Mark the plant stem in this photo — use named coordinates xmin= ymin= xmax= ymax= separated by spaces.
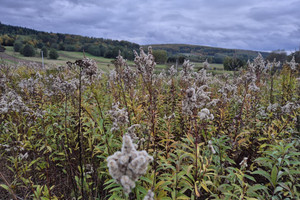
xmin=78 ymin=65 xmax=84 ymax=199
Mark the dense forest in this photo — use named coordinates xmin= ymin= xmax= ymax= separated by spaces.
xmin=0 ymin=22 xmax=140 ymax=60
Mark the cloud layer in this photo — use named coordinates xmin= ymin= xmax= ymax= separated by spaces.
xmin=1 ymin=0 xmax=299 ymax=51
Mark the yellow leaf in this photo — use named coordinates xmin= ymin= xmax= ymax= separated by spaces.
xmin=200 ymin=181 xmax=209 ymax=192
xmin=195 ymin=182 xmax=200 ymax=197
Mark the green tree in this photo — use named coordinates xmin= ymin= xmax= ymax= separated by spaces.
xmin=13 ymin=42 xmax=23 ymax=52
xmin=49 ymin=48 xmax=59 ymax=59
xmin=266 ymin=50 xmax=287 ymax=63
xmin=21 ymin=44 xmax=35 ymax=57
xmin=41 ymin=47 xmax=48 ymax=57
xmin=178 ymin=55 xmax=186 ymax=64
xmin=223 ymin=56 xmax=245 ymax=71
xmin=153 ymin=50 xmax=167 ymax=64
xmin=287 ymin=50 xmax=300 ymax=63
xmin=87 ymin=45 xmax=101 ymax=56
xmin=0 ymin=44 xmax=5 ymax=52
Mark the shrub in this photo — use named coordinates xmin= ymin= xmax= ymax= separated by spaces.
xmin=13 ymin=42 xmax=23 ymax=52
xmin=223 ymin=56 xmax=245 ymax=71
xmin=21 ymin=44 xmax=35 ymax=57
xmin=41 ymin=47 xmax=48 ymax=57
xmin=49 ymin=48 xmax=59 ymax=59
xmin=152 ymin=50 xmax=167 ymax=64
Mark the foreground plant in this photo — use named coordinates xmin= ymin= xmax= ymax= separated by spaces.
xmin=107 ymin=134 xmax=153 ymax=196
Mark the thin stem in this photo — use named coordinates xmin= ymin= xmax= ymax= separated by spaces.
xmin=0 ymin=171 xmax=18 ymax=200
xmin=78 ymin=66 xmax=84 ymax=199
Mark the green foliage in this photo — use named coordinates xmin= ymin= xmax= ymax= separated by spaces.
xmin=21 ymin=44 xmax=35 ymax=57
xmin=0 ymin=22 xmax=140 ymax=60
xmin=149 ymin=44 xmax=269 ymax=64
xmin=41 ymin=46 xmax=48 ymax=57
xmin=49 ymin=48 xmax=59 ymax=59
xmin=0 ymin=52 xmax=299 ymax=199
xmin=0 ymin=44 xmax=5 ymax=52
xmin=153 ymin=50 xmax=168 ymax=64
xmin=252 ymin=142 xmax=300 ymax=199
xmin=13 ymin=41 xmax=23 ymax=52
xmin=223 ymin=56 xmax=245 ymax=71
xmin=266 ymin=50 xmax=287 ymax=63
xmin=287 ymin=50 xmax=300 ymax=63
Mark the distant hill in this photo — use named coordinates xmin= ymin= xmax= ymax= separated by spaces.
xmin=145 ymin=44 xmax=269 ymax=63
xmin=0 ymin=22 xmax=140 ymax=60
xmin=0 ymin=22 xmax=269 ymax=63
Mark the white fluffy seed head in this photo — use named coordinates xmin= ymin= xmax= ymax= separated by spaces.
xmin=107 ymin=134 xmax=153 ymax=194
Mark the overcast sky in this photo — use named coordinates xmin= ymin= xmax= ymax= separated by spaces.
xmin=1 ymin=0 xmax=299 ymax=51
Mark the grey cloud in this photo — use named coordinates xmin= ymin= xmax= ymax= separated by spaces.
xmin=0 ymin=0 xmax=299 ymax=51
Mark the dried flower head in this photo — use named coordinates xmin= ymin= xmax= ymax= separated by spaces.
xmin=239 ymin=157 xmax=248 ymax=168
xmin=0 ymin=90 xmax=31 ymax=114
xmin=182 ymin=85 xmax=211 ymax=115
xmin=203 ymin=59 xmax=210 ymax=69
xmin=287 ymin=56 xmax=297 ymax=71
xmin=168 ymin=65 xmax=177 ymax=76
xmin=134 ymin=47 xmax=156 ymax=83
xmin=108 ymin=102 xmax=129 ymax=132
xmin=107 ymin=134 xmax=153 ymax=194
xmin=208 ymin=140 xmax=216 ymax=154
xmin=198 ymin=108 xmax=214 ymax=121
xmin=143 ymin=190 xmax=155 ymax=200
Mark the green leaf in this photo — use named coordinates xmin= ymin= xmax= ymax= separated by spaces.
xmin=247 ymin=184 xmax=268 ymax=193
xmin=274 ymin=186 xmax=283 ymax=194
xmin=271 ymin=166 xmax=278 ymax=187
xmin=252 ymin=169 xmax=271 ymax=184
xmin=244 ymin=174 xmax=256 ymax=182
xmin=0 ymin=184 xmax=10 ymax=191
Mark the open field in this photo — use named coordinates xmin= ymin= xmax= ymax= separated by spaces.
xmin=1 ymin=46 xmax=116 ymax=71
xmin=1 ymin=46 xmax=229 ymax=74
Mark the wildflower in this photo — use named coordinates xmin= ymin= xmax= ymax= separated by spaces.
xmin=251 ymin=53 xmax=266 ymax=74
xmin=194 ymin=68 xmax=208 ymax=86
xmin=207 ymin=99 xmax=220 ymax=107
xmin=208 ymin=140 xmax=216 ymax=154
xmin=182 ymin=87 xmax=197 ymax=115
xmin=81 ymin=58 xmax=98 ymax=77
xmin=107 ymin=134 xmax=153 ymax=194
xmin=239 ymin=157 xmax=248 ymax=168
xmin=18 ymin=152 xmax=28 ymax=160
xmin=182 ymin=85 xmax=211 ymax=115
xmin=85 ymin=164 xmax=94 ymax=175
xmin=281 ymin=102 xmax=299 ymax=114
xmin=198 ymin=108 xmax=214 ymax=121
xmin=257 ymin=107 xmax=267 ymax=117
xmin=108 ymin=102 xmax=129 ymax=132
xmin=203 ymin=59 xmax=210 ymax=69
xmin=126 ymin=124 xmax=141 ymax=142
xmin=0 ymin=90 xmax=31 ymax=114
xmin=134 ymin=47 xmax=156 ymax=83
xmin=143 ymin=190 xmax=155 ymax=200
xmin=168 ymin=65 xmax=177 ymax=76
xmin=248 ymin=81 xmax=260 ymax=92
xmin=180 ymin=60 xmax=194 ymax=82
xmin=287 ymin=56 xmax=297 ymax=71
xmin=267 ymin=103 xmax=279 ymax=112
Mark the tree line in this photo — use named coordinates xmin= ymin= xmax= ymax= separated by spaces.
xmin=0 ymin=22 xmax=140 ymax=60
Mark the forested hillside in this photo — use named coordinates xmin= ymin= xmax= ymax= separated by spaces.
xmin=148 ymin=44 xmax=270 ymax=63
xmin=0 ymin=22 xmax=140 ymax=60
